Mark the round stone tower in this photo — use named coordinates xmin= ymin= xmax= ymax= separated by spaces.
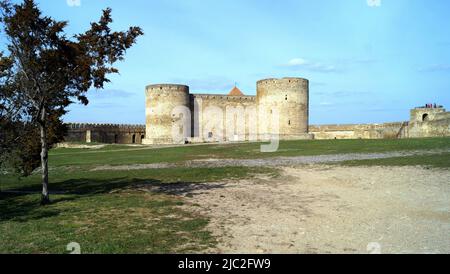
xmin=256 ymin=77 xmax=312 ymax=140
xmin=142 ymin=84 xmax=190 ymax=145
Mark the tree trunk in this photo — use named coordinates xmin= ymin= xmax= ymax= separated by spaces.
xmin=39 ymin=107 xmax=50 ymax=205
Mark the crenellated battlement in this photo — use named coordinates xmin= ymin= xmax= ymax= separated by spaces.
xmin=257 ymin=77 xmax=309 ymax=89
xmin=65 ymin=123 xmax=146 ymax=144
xmin=67 ymin=123 xmax=145 ymax=130
xmin=143 ymin=77 xmax=312 ymax=144
xmin=146 ymin=84 xmax=189 ymax=91
xmin=191 ymin=94 xmax=256 ymax=101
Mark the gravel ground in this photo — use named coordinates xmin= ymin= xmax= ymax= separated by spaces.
xmin=92 ymin=149 xmax=450 ymax=171
xmin=164 ymin=165 xmax=450 ymax=254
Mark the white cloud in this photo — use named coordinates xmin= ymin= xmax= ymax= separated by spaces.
xmin=367 ymin=0 xmax=381 ymax=7
xmin=67 ymin=0 xmax=81 ymax=7
xmin=287 ymin=58 xmax=308 ymax=66
xmin=283 ymin=58 xmax=338 ymax=73
xmin=316 ymin=90 xmax=372 ymax=97
xmin=90 ymin=89 xmax=136 ymax=99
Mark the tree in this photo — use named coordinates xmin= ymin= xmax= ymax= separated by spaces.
xmin=0 ymin=0 xmax=143 ymax=204
xmin=0 ymin=48 xmax=31 ymax=175
xmin=2 ymin=112 xmax=67 ymax=176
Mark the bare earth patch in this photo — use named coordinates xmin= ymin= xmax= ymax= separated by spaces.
xmin=181 ymin=165 xmax=450 ymax=254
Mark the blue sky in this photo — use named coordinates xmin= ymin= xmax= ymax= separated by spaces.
xmin=15 ymin=0 xmax=450 ymax=124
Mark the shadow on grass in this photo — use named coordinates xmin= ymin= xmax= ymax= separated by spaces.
xmin=0 ymin=196 xmax=62 ymax=223
xmin=0 ymin=177 xmax=226 ymax=223
xmin=142 ymin=181 xmax=227 ymax=197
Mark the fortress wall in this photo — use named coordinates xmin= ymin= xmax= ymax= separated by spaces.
xmin=64 ymin=129 xmax=87 ymax=143
xmin=408 ymin=107 xmax=450 ymax=138
xmin=141 ymin=78 xmax=312 ymax=144
xmin=309 ymin=122 xmax=408 ymax=140
xmin=191 ymin=94 xmax=257 ymax=142
xmin=435 ymin=112 xmax=450 ymax=120
xmin=410 ymin=107 xmax=446 ymax=123
xmin=309 ymin=108 xmax=449 ymax=140
xmin=78 ymin=78 xmax=449 ymax=145
xmin=408 ymin=116 xmax=450 ymax=138
xmin=65 ymin=123 xmax=145 ymax=144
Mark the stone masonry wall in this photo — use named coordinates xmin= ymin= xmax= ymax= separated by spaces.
xmin=309 ymin=122 xmax=409 ymax=140
xmin=190 ymin=94 xmax=257 ymax=142
xmin=65 ymin=123 xmax=145 ymax=144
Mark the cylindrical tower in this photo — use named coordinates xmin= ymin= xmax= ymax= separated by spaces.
xmin=143 ymin=84 xmax=190 ymax=144
xmin=256 ymin=77 xmax=312 ymax=140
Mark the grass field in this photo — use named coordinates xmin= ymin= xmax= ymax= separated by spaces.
xmin=48 ymin=137 xmax=450 ymax=167
xmin=0 ymin=166 xmax=273 ymax=253
xmin=341 ymin=152 xmax=450 ymax=168
xmin=1 ymin=137 xmax=449 ymax=253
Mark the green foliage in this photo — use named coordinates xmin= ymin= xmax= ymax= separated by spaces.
xmin=0 ymin=0 xmax=142 ymax=202
xmin=0 ymin=0 xmax=144 ymax=108
xmin=1 ymin=103 xmax=67 ymax=175
xmin=11 ymin=113 xmax=67 ymax=175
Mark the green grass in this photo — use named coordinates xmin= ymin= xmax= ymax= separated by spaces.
xmin=48 ymin=137 xmax=450 ymax=168
xmin=340 ymin=152 xmax=450 ymax=168
xmin=1 ymin=137 xmax=449 ymax=253
xmin=0 ymin=166 xmax=277 ymax=191
xmin=0 ymin=166 xmax=276 ymax=254
xmin=0 ymin=191 xmax=214 ymax=253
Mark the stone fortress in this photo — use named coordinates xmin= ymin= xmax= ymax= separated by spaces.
xmin=143 ymin=77 xmax=312 ymax=144
xmin=65 ymin=76 xmax=450 ymax=144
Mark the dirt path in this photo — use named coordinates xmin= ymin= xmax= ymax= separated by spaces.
xmin=92 ymin=149 xmax=450 ymax=171
xmin=177 ymin=165 xmax=450 ymax=254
